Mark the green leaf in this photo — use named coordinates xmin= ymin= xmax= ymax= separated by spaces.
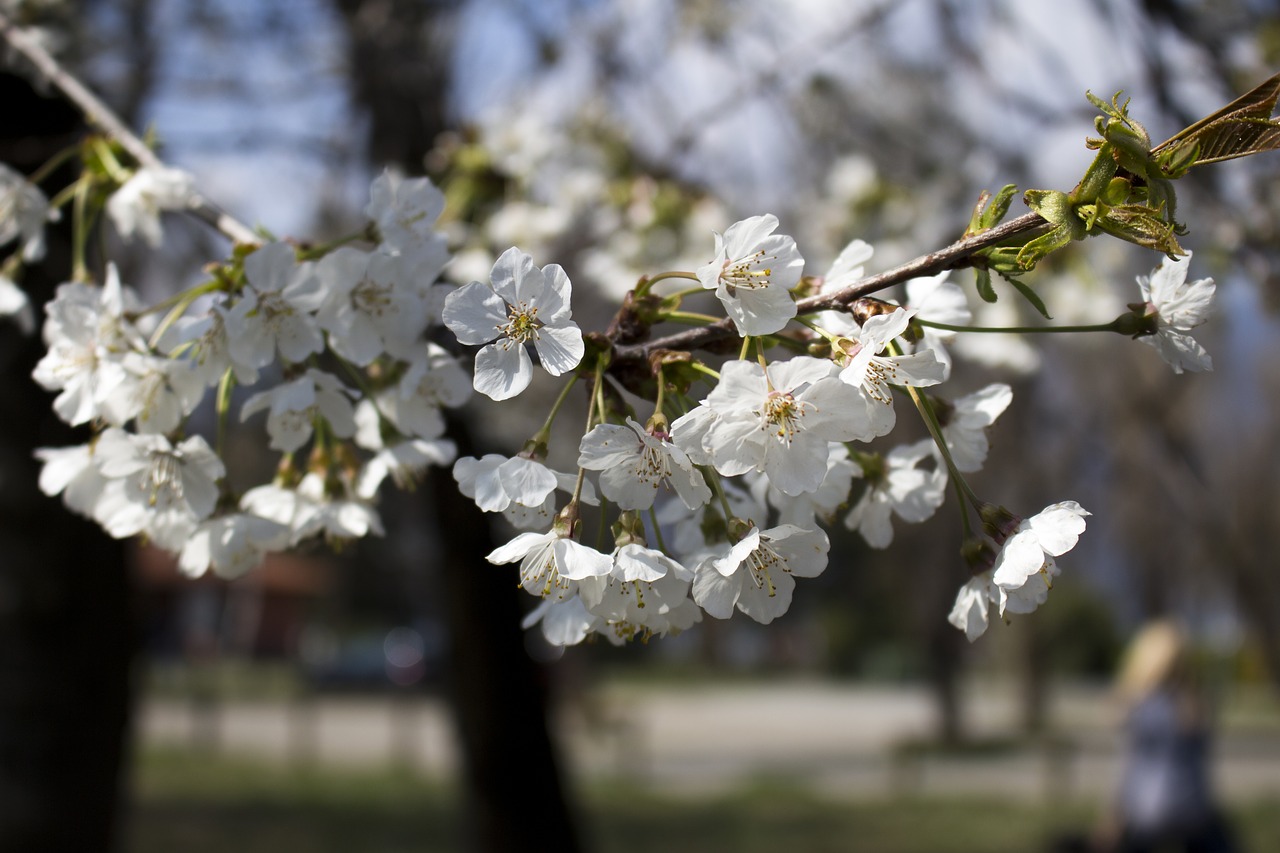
xmin=1006 ymin=277 xmax=1052 ymax=320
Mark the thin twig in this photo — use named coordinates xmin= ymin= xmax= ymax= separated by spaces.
xmin=0 ymin=11 xmax=259 ymax=246
xmin=612 ymin=210 xmax=1048 ymax=364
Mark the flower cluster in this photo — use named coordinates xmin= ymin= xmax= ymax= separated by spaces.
xmin=8 ymin=135 xmax=1222 ymax=648
xmin=30 ymin=169 xmax=470 ymax=579
xmin=442 ymin=214 xmax=1117 ymax=648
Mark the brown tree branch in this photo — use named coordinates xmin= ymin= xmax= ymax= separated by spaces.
xmin=0 ymin=11 xmax=259 ymax=246
xmin=611 ymin=210 xmax=1048 ymax=364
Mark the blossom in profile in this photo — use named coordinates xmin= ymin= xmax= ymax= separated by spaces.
xmin=106 ymin=166 xmax=195 ymax=247
xmin=991 ymin=501 xmax=1089 ymax=616
xmin=834 ymin=306 xmax=946 ymax=440
xmin=692 ymin=524 xmax=829 ymax=624
xmin=577 ymin=417 xmax=711 ymax=511
xmin=1130 ymin=252 xmax=1215 ymax=374
xmin=442 ymin=247 xmax=585 ymax=400
xmin=844 ymin=440 xmax=948 ymax=549
xmin=0 ymin=162 xmax=55 ymax=261
xmin=696 ymin=213 xmax=803 ymax=336
xmin=240 ymin=368 xmax=357 ymax=452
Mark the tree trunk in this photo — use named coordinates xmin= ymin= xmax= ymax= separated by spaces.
xmin=0 ymin=72 xmax=136 ymax=853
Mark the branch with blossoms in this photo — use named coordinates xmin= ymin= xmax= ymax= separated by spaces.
xmin=1 ymin=11 xmax=1269 ymax=646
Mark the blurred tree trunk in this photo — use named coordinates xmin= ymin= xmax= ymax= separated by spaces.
xmin=0 ymin=72 xmax=135 ymax=853
xmin=331 ymin=3 xmax=583 ymax=850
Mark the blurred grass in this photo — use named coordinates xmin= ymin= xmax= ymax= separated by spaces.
xmin=127 ymin=747 xmax=1280 ymax=853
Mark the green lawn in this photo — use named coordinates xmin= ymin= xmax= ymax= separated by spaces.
xmin=128 ymin=748 xmax=1280 ymax=853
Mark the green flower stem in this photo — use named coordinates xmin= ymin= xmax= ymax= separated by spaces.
xmin=905 ymin=381 xmax=982 ymax=512
xmin=145 ymin=280 xmax=224 ymax=350
xmin=70 ymin=177 xmax=90 ymax=282
xmin=917 ymin=318 xmax=1122 ymax=334
xmin=214 ymin=368 xmax=236 ymax=460
xmin=689 ymin=362 xmax=721 ymax=382
xmin=92 ymin=137 xmax=130 ymax=183
xmin=531 ymin=371 xmax=582 ymax=445
xmin=296 ymin=231 xmax=370 ymax=260
xmin=653 ymin=364 xmax=668 ymax=418
xmin=648 ymin=505 xmax=668 ymax=554
xmin=638 ymin=271 xmax=699 ymax=297
xmin=569 ymin=358 xmax=606 ymax=510
xmin=663 ymin=310 xmax=723 ymax=326
xmin=26 ymin=142 xmax=80 ymax=187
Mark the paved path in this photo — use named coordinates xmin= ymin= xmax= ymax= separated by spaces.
xmin=137 ymin=681 xmax=1280 ymax=801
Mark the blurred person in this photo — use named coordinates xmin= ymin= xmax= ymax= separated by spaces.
xmin=1093 ymin=620 xmax=1238 ymax=853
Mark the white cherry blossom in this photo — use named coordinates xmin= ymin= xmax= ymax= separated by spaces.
xmin=691 ymin=357 xmax=866 ymax=496
xmin=33 ymin=266 xmax=147 ymax=427
xmin=936 ymin=383 xmax=1012 ymax=473
xmin=106 ymin=166 xmax=195 ymax=247
xmin=947 ymin=575 xmax=999 ymax=642
xmin=696 ymin=213 xmax=802 ymax=336
xmin=240 ymin=368 xmax=357 ymax=452
xmin=178 ymin=513 xmax=291 ymax=579
xmin=0 ymin=162 xmax=54 ymax=262
xmin=223 ymin=242 xmax=325 ymax=369
xmin=991 ymin=501 xmax=1089 ymax=616
xmin=312 ymin=247 xmax=429 ymax=366
xmin=692 ymin=524 xmax=829 ymax=624
xmin=1132 ymin=252 xmax=1215 ymax=374
xmin=834 ymin=306 xmax=946 ymax=440
xmin=91 ymin=430 xmax=225 ymax=550
xmin=905 ymin=271 xmax=970 ymax=379
xmin=366 ymin=168 xmax=446 ymax=254
xmin=442 ymin=247 xmax=585 ymax=400
xmin=577 ymin=417 xmax=711 ymax=511
xmin=845 ymin=440 xmax=948 ymax=549
xmin=488 ymin=529 xmax=613 ymax=601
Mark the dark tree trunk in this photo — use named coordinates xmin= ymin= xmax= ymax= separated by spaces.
xmin=432 ymin=424 xmax=583 ymax=853
xmin=330 ymin=4 xmax=585 ymax=849
xmin=0 ymin=72 xmax=136 ymax=853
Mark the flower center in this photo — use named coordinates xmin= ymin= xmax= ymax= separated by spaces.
xmin=499 ymin=301 xmax=542 ymax=345
xmin=720 ymin=250 xmax=776 ymax=294
xmin=761 ymin=390 xmax=813 ymax=443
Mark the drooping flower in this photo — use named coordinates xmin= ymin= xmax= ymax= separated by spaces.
xmin=0 ymin=162 xmax=54 ymax=262
xmin=178 ymin=513 xmax=291 ymax=579
xmin=488 ymin=528 xmax=613 ymax=602
xmin=1130 ymin=252 xmax=1215 ymax=374
xmin=442 ymin=247 xmax=584 ymax=400
xmin=240 ymin=369 xmax=358 ymax=452
xmin=106 ymin=166 xmax=195 ymax=247
xmin=947 ymin=575 xmax=999 ymax=642
xmin=577 ymin=417 xmax=711 ymax=511
xmin=935 ymin=383 xmax=1013 ymax=473
xmin=0 ymin=274 xmax=34 ymax=334
xmin=691 ymin=524 xmax=829 ymax=624
xmin=33 ymin=266 xmax=147 ymax=427
xmin=696 ymin=213 xmax=803 ymax=336
xmin=844 ymin=440 xmax=948 ymax=549
xmin=990 ymin=501 xmax=1089 ymax=616
xmin=904 ymin=271 xmax=971 ymax=379
xmin=834 ymin=306 xmax=946 ymax=440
